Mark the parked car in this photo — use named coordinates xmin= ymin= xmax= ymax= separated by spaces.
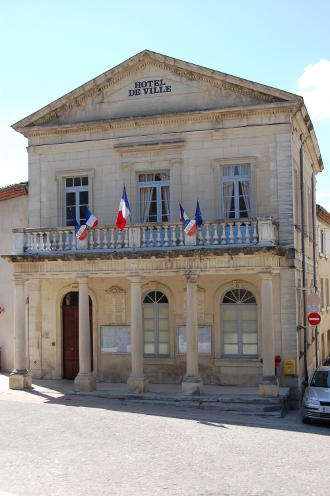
xmin=324 ymin=356 xmax=330 ymax=366
xmin=302 ymin=366 xmax=330 ymax=423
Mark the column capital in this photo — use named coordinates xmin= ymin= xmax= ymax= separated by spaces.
xmin=185 ymin=272 xmax=198 ymax=284
xmin=12 ymin=276 xmax=25 ymax=286
xmin=76 ymin=275 xmax=89 ymax=284
xmin=258 ymin=271 xmax=273 ymax=281
xmin=128 ymin=276 xmax=142 ymax=284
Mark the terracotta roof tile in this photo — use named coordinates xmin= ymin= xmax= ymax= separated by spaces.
xmin=0 ymin=182 xmax=28 ymax=202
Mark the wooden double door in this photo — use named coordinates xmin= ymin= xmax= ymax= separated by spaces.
xmin=62 ymin=292 xmax=93 ymax=379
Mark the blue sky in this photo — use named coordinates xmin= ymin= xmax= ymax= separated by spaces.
xmin=1 ymin=0 xmax=330 ymax=208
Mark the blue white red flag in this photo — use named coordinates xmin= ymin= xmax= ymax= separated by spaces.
xmin=195 ymin=200 xmax=203 ymax=227
xmin=85 ymin=207 xmax=98 ymax=228
xmin=179 ymin=202 xmax=196 ymax=236
xmin=116 ymin=185 xmax=131 ymax=231
xmin=70 ymin=211 xmax=88 ymax=240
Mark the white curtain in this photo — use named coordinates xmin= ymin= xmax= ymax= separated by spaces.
xmin=223 ymin=182 xmax=234 ymax=217
xmin=162 ymin=186 xmax=170 ymax=221
xmin=141 ymin=187 xmax=154 ymax=222
xmin=240 ymin=180 xmax=250 ymax=215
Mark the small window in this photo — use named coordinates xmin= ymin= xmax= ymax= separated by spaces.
xmin=64 ymin=176 xmax=89 ymax=226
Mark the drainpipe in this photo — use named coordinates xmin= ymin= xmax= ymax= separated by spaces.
xmin=300 ymin=135 xmax=308 ymax=385
xmin=311 ymin=173 xmax=318 ymax=367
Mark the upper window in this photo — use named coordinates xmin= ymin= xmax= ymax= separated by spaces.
xmin=64 ymin=176 xmax=89 ymax=226
xmin=221 ymin=164 xmax=251 ymax=219
xmin=138 ymin=172 xmax=170 ymax=223
xmin=143 ymin=291 xmax=169 ymax=356
xmin=221 ymin=288 xmax=258 ymax=357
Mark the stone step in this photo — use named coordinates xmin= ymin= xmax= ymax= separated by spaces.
xmin=75 ymin=390 xmax=288 ymax=417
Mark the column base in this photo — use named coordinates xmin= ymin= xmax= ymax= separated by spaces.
xmin=127 ymin=374 xmax=149 ymax=393
xmin=182 ymin=375 xmax=203 ymax=396
xmin=259 ymin=376 xmax=279 ymax=397
xmin=74 ymin=373 xmax=96 ymax=392
xmin=9 ymin=370 xmax=32 ymax=390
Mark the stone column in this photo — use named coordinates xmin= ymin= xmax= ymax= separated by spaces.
xmin=9 ymin=278 xmax=32 ymax=390
xmin=182 ymin=274 xmax=203 ymax=395
xmin=127 ymin=276 xmax=148 ymax=393
xmin=259 ymin=274 xmax=279 ymax=397
xmin=74 ymin=277 xmax=96 ymax=392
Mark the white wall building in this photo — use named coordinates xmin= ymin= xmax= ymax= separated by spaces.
xmin=2 ymin=50 xmax=324 ymax=403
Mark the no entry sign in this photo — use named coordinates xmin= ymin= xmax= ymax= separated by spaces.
xmin=308 ymin=312 xmax=321 ymax=326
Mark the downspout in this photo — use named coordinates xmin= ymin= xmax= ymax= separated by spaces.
xmin=311 ymin=173 xmax=318 ymax=367
xmin=300 ymin=135 xmax=308 ymax=384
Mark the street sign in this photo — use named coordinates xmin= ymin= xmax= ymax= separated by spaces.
xmin=308 ymin=312 xmax=321 ymax=326
xmin=307 ymin=293 xmax=321 ymax=307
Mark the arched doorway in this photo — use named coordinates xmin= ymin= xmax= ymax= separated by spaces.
xmin=62 ymin=291 xmax=93 ymax=379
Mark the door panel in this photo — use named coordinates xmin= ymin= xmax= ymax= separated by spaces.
xmin=62 ymin=294 xmax=93 ymax=379
xmin=63 ymin=305 xmax=79 ymax=379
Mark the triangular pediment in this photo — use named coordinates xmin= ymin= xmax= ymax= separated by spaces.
xmin=13 ymin=50 xmax=302 ymax=131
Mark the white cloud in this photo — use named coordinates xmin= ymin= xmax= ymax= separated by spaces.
xmin=298 ymin=59 xmax=330 ymax=121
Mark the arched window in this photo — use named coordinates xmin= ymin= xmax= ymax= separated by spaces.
xmin=221 ymin=289 xmax=257 ymax=357
xmin=143 ymin=291 xmax=169 ymax=356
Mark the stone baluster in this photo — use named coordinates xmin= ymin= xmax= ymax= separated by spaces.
xmin=58 ymin=230 xmax=64 ymax=251
xmin=141 ymin=227 xmax=147 ymax=247
xmin=124 ymin=228 xmax=129 ymax=248
xmin=213 ymin=224 xmax=219 ymax=244
xmin=46 ymin=231 xmax=51 ymax=250
xmin=178 ymin=225 xmax=184 ymax=246
xmin=221 ymin=223 xmax=227 ymax=244
xmin=102 ymin=229 xmax=108 ymax=249
xmin=229 ymin=223 xmax=234 ymax=244
xmin=197 ymin=226 xmax=203 ymax=245
xmin=163 ymin=225 xmax=169 ymax=246
xmin=245 ymin=222 xmax=251 ymax=244
xmin=205 ymin=224 xmax=211 ymax=245
xmin=64 ymin=230 xmax=70 ymax=250
xmin=156 ymin=226 xmax=161 ymax=247
xmin=109 ymin=228 xmax=115 ymax=248
xmin=72 ymin=229 xmax=77 ymax=250
xmin=237 ymin=221 xmax=242 ymax=244
xmin=95 ymin=229 xmax=101 ymax=249
xmin=88 ymin=229 xmax=94 ymax=250
xmin=252 ymin=221 xmax=258 ymax=243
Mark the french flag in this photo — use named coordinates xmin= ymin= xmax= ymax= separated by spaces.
xmin=179 ymin=202 xmax=197 ymax=236
xmin=71 ymin=211 xmax=88 ymax=241
xmin=85 ymin=207 xmax=98 ymax=228
xmin=116 ymin=185 xmax=131 ymax=231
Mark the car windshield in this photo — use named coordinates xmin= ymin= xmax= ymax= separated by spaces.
xmin=310 ymin=370 xmax=330 ymax=388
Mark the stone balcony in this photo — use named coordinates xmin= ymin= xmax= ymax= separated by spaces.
xmin=12 ymin=218 xmax=278 ymax=256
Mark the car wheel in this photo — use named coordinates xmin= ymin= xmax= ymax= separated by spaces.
xmin=302 ymin=417 xmax=311 ymax=424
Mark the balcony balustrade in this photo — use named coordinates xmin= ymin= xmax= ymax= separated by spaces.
xmin=12 ymin=218 xmax=277 ymax=256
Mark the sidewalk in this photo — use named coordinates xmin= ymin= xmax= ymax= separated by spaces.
xmin=0 ymin=373 xmax=290 ymax=416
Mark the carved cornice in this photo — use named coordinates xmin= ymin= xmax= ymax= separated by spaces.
xmin=21 ymin=102 xmax=298 ymax=139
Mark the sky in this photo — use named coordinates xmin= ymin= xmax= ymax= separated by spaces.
xmin=1 ymin=0 xmax=330 ymax=208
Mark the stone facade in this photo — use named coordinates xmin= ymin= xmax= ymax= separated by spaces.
xmin=4 ymin=50 xmax=324 ymax=401
xmin=316 ymin=205 xmax=330 ymax=364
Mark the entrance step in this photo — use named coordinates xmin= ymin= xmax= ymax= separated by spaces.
xmin=75 ymin=390 xmax=290 ymax=418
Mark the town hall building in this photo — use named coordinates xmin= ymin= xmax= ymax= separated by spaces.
xmin=2 ymin=50 xmax=323 ymax=402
